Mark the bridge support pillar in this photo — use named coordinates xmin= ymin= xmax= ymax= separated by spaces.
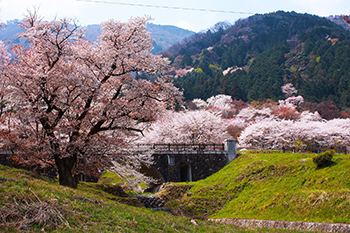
xmin=225 ymin=139 xmax=237 ymax=163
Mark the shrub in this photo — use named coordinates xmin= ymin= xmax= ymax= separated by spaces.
xmin=313 ymin=150 xmax=335 ymax=168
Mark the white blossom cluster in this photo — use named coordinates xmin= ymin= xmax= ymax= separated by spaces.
xmin=141 ymin=110 xmax=228 ymax=144
xmin=238 ymin=117 xmax=350 ymax=152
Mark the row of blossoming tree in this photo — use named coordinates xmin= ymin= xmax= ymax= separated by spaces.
xmin=237 ymin=84 xmax=350 ymax=153
xmin=0 ymin=11 xmax=182 ymax=188
xmin=140 ymin=82 xmax=349 ymax=154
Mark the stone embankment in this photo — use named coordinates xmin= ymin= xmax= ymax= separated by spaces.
xmin=209 ymin=218 xmax=350 ymax=233
xmin=135 ymin=195 xmax=165 ymax=209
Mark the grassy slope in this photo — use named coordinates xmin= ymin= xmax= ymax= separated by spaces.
xmin=0 ymin=165 xmax=249 ymax=232
xmin=169 ymin=152 xmax=350 ymax=223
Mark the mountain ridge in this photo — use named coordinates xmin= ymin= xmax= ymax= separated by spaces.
xmin=0 ymin=20 xmax=195 ymax=54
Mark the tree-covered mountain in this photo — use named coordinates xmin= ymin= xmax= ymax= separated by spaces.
xmin=166 ymin=11 xmax=350 ymax=112
xmin=146 ymin=23 xmax=195 ymax=53
xmin=0 ymin=20 xmax=194 ymax=54
xmin=0 ymin=20 xmax=27 ymax=45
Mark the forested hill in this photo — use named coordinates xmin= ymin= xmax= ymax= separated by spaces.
xmin=165 ymin=11 xmax=350 ymax=111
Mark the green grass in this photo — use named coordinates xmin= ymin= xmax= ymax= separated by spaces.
xmin=99 ymin=170 xmax=125 ymax=185
xmin=166 ymin=152 xmax=350 ymax=223
xmin=1 ymin=152 xmax=346 ymax=232
xmin=0 ymin=164 xmax=302 ymax=233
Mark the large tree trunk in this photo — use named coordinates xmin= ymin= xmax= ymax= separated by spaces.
xmin=54 ymin=154 xmax=78 ymax=189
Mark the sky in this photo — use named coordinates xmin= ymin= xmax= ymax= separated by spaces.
xmin=1 ymin=0 xmax=350 ymax=32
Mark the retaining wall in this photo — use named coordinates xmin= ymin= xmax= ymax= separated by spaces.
xmin=209 ymin=218 xmax=350 ymax=233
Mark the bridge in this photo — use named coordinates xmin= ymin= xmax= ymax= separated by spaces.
xmin=139 ymin=139 xmax=237 ymax=192
xmin=0 ymin=139 xmax=237 ymax=191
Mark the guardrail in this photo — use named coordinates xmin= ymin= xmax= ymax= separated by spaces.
xmin=136 ymin=143 xmax=225 ymax=152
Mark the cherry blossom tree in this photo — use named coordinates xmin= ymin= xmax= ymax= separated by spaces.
xmin=207 ymin=94 xmax=238 ymax=118
xmin=272 ymin=83 xmax=303 ymax=120
xmin=2 ymin=12 xmax=182 ymax=188
xmin=226 ymin=117 xmax=247 ymax=139
xmin=182 ymin=95 xmax=250 ymax=140
xmin=298 ymin=111 xmax=322 ymax=122
xmin=192 ymin=98 xmax=207 ymax=109
xmin=271 ymin=105 xmax=301 ymax=120
xmin=0 ymin=41 xmax=10 ymax=64
xmin=281 ymin=83 xmax=297 ymax=98
xmin=206 ymin=94 xmax=233 ymax=107
xmin=140 ymin=110 xmax=228 ymax=144
xmin=0 ymin=41 xmax=11 ymax=119
xmin=238 ymin=114 xmax=350 ymax=153
xmin=236 ymin=83 xmax=349 ymax=152
xmin=235 ymin=106 xmax=273 ymax=123
xmin=205 ymin=84 xmax=350 ymax=153
xmin=278 ymin=95 xmax=304 ymax=108
xmin=238 ymin=119 xmax=293 ymax=150
xmin=190 ymin=94 xmax=237 ymax=118
xmin=271 ymin=97 xmax=302 ymax=120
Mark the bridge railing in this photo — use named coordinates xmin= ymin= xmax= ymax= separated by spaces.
xmin=136 ymin=143 xmax=225 ymax=152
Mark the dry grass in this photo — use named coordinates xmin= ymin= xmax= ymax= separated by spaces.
xmin=0 ymin=189 xmax=69 ymax=231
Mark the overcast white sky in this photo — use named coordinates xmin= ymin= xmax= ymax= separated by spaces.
xmin=2 ymin=0 xmax=350 ymax=32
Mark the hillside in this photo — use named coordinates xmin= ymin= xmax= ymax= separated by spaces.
xmin=146 ymin=23 xmax=195 ymax=53
xmin=162 ymin=151 xmax=350 ymax=224
xmin=0 ymin=165 xmax=249 ymax=232
xmin=1 ymin=161 xmax=338 ymax=232
xmin=165 ymin=11 xmax=350 ymax=112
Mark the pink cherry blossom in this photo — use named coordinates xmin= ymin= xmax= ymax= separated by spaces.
xmin=1 ymin=12 xmax=182 ymax=188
